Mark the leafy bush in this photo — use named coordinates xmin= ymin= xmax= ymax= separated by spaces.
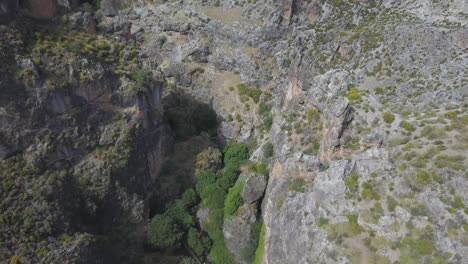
xmin=259 ymin=102 xmax=272 ymax=116
xmin=346 ymin=214 xmax=362 ymax=235
xmin=210 ymin=241 xmax=235 ymax=264
xmin=400 ymin=121 xmax=415 ymax=132
xmin=224 ymin=180 xmax=245 ymax=218
xmin=288 ymin=178 xmax=306 ymax=193
xmin=201 ymin=183 xmax=227 ymax=209
xmin=262 ymin=142 xmax=274 ymax=158
xmin=413 ymin=239 xmax=434 ymax=255
xmin=237 ymin=84 xmax=262 ymax=104
xmin=195 ymin=170 xmax=218 ymax=194
xmin=181 ymin=188 xmax=199 ymax=209
xmin=383 ymin=112 xmax=395 ymax=124
xmin=453 ymin=196 xmax=465 ymax=209
xmin=263 ymin=115 xmax=273 ymax=131
xmin=361 ymin=182 xmax=380 ymax=200
xmin=148 ymin=214 xmax=184 ymax=250
xmin=434 ymin=154 xmax=465 ymax=170
xmin=224 ymin=142 xmax=249 ymax=169
xmin=130 ymin=70 xmax=153 ymax=91
xmin=165 ymin=201 xmax=193 ymax=229
xmin=187 ymin=227 xmax=212 ymax=257
xmin=417 ymin=171 xmax=430 ymax=184
xmin=307 ymin=108 xmax=321 ymax=123
xmin=348 ymin=88 xmax=362 ymax=101
xmin=345 ymin=173 xmax=359 ymax=192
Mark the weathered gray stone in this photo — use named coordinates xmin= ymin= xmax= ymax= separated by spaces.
xmin=241 ymin=173 xmax=267 ymax=204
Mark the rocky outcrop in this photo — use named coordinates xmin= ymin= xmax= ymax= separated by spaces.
xmin=0 ymin=17 xmax=172 ymax=262
xmin=305 ymin=70 xmax=353 ymax=165
xmin=224 ymin=172 xmax=266 ymax=263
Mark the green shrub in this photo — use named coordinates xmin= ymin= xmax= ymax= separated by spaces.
xmin=259 ymin=102 xmax=272 ymax=116
xmin=254 ymin=163 xmax=268 ymax=176
xmin=224 ymin=180 xmax=245 ymax=218
xmin=348 ymin=88 xmax=362 ymax=101
xmin=413 ymin=239 xmax=434 ymax=255
xmin=130 ymin=70 xmax=153 ymax=91
xmin=165 ymin=200 xmax=193 ymax=228
xmin=361 ymin=182 xmax=380 ymax=200
xmin=210 ymin=241 xmax=235 ymax=264
xmin=195 ymin=170 xmax=218 ymax=194
xmin=148 ymin=214 xmax=184 ymax=250
xmin=453 ymin=196 xmax=465 ymax=209
xmin=383 ymin=112 xmax=395 ymax=124
xmin=288 ymin=178 xmax=306 ymax=193
xmin=417 ymin=171 xmax=430 ymax=183
xmin=307 ymin=108 xmax=321 ymax=123
xmin=263 ymin=115 xmax=273 ymax=131
xmin=400 ymin=121 xmax=415 ymax=132
xmin=181 ymin=188 xmax=199 ymax=209
xmin=434 ymin=155 xmax=465 ymax=170
xmin=375 ymin=87 xmax=384 ymax=94
xmin=237 ymin=84 xmax=262 ymax=104
xmin=262 ymin=142 xmax=274 ymax=158
xmin=187 ymin=227 xmax=212 ymax=257
xmin=347 ymin=214 xmax=362 ymax=235
xmin=345 ymin=173 xmax=359 ymax=192
xmin=201 ymin=183 xmax=227 ymax=209
xmin=224 ymin=142 xmax=249 ymax=168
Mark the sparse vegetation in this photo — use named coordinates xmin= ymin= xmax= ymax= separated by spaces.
xmin=345 ymin=173 xmax=359 ymax=192
xmin=383 ymin=112 xmax=395 ymax=124
xmin=237 ymin=84 xmax=262 ymax=104
xmin=288 ymin=178 xmax=306 ymax=193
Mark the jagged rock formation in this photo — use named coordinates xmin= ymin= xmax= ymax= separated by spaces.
xmin=1 ymin=0 xmax=467 ymax=263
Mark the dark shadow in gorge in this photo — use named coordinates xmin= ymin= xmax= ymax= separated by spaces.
xmin=149 ymin=91 xmax=221 ymax=217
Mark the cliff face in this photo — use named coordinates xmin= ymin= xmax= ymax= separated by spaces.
xmin=0 ymin=14 xmax=173 ymax=262
xmin=1 ymin=0 xmax=467 ymax=263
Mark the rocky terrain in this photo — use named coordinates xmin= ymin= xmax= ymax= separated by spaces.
xmin=0 ymin=0 xmax=467 ymax=263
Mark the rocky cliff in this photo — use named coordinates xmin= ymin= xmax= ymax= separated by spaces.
xmin=0 ymin=0 xmax=467 ymax=263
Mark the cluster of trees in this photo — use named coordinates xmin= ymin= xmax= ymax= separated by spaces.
xmin=147 ymin=142 xmax=250 ymax=263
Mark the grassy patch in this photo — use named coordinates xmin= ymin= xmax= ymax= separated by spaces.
xmin=237 ymin=84 xmax=262 ymax=104
xmin=252 ymin=223 xmax=266 ymax=264
xmin=345 ymin=173 xmax=359 ymax=192
xmin=224 ymin=180 xmax=245 ymax=219
xmin=288 ymin=178 xmax=306 ymax=193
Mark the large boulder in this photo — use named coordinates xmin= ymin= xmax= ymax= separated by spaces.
xmin=242 ymin=173 xmax=267 ymax=204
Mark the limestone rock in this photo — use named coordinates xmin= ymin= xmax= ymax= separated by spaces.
xmin=241 ymin=173 xmax=267 ymax=204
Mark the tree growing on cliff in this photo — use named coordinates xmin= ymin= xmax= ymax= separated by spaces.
xmin=147 ymin=214 xmax=184 ymax=250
